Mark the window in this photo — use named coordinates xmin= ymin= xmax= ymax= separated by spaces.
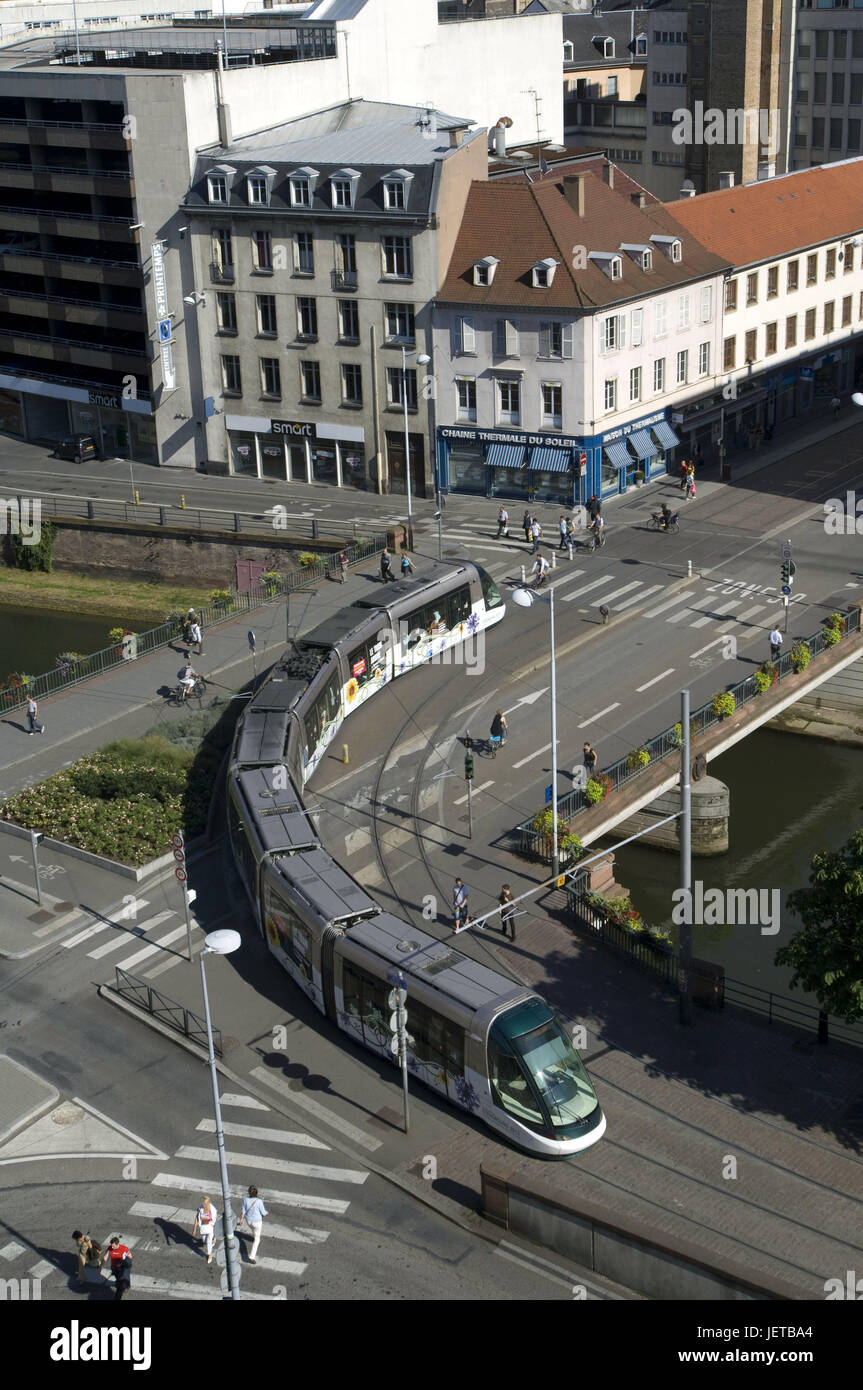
xmin=635 ymin=33 xmax=647 ymax=56
xmin=654 ymin=300 xmax=667 ymax=337
xmin=253 ymin=230 xmax=273 ymax=272
xmin=260 ymin=358 xmax=281 ymax=398
xmin=767 ymin=266 xmax=778 ymax=298
xmin=338 ymin=299 xmax=359 ymax=342
xmin=787 ymin=260 xmax=798 ymax=292
xmin=653 ymin=357 xmax=665 ymax=392
xmin=296 ymin=297 xmax=318 ymax=340
xmin=832 ymin=73 xmax=845 ymax=105
xmin=676 ymin=349 xmax=688 ymax=384
xmin=724 ymin=279 xmax=737 ymax=312
xmin=842 ymin=295 xmax=852 ymax=328
xmin=631 ymin=308 xmax=644 ymax=347
xmin=454 ymin=316 xmax=476 ymax=355
xmin=494 ymin=319 xmax=520 ymax=358
xmin=216 ymin=292 xmax=236 ymax=333
xmin=804 ymin=307 xmax=816 ymax=341
xmin=337 ymin=233 xmax=356 ymax=273
xmin=497 ymin=379 xmax=520 ymax=424
xmin=826 ymin=248 xmax=837 ymax=279
xmin=834 ymin=29 xmax=847 ymax=60
xmin=601 ymin=37 xmax=614 ymax=58
xmin=341 ymin=364 xmax=363 ymax=405
xmin=256 ymin=294 xmax=276 ymax=336
xmin=207 ymin=173 xmax=228 ymax=204
xmin=563 ymin=40 xmax=574 ymax=62
xmin=813 ymin=72 xmax=827 ymax=105
xmin=382 ymin=236 xmax=413 ymax=279
xmin=294 ymin=232 xmax=314 ymax=275
xmin=384 ymin=302 xmax=415 ymax=343
xmin=300 ymin=360 xmax=321 ymax=402
xmin=604 ymin=377 xmax=616 ymax=411
xmin=602 ymin=314 xmax=625 ymax=351
xmin=844 ymin=243 xmax=855 ymax=274
xmin=723 ymin=336 xmax=736 ymax=371
xmin=653 ymin=71 xmax=686 ymax=85
xmin=541 ymin=382 xmax=562 ymax=427
xmin=852 ymin=73 xmax=863 ymax=106
xmin=765 ymin=322 xmax=777 ymax=356
xmin=700 ymin=284 xmax=713 ymax=322
xmin=387 ymin=366 xmax=416 ymax=410
xmin=677 ymin=292 xmax=691 ymax=330
xmin=474 ymin=263 xmax=490 ymax=286
xmin=221 ymin=354 xmax=241 ymax=394
xmin=290 ymin=176 xmax=311 ymax=208
xmin=532 ymin=259 xmax=559 ymax=288
xmin=213 ymin=228 xmax=233 ymax=278
xmin=383 ymin=179 xmax=405 ymax=210
xmin=539 ymin=322 xmax=573 ymax=359
xmin=812 ymin=116 xmax=825 ymax=148
xmin=247 ymin=175 xmax=268 ymax=206
xmin=746 ymin=272 xmax=758 ymax=305
xmin=785 ymin=315 xmax=797 ymax=348
xmin=607 ymin=76 xmax=618 ymax=97
xmin=331 ymin=178 xmax=353 ymax=209
xmin=824 ymin=301 xmax=835 ymax=334
xmin=815 ymin=30 xmax=828 ymax=59
xmin=698 ymin=341 xmax=710 ymax=375
xmin=807 ymin=253 xmax=818 ymax=285
xmin=744 ymin=329 xmax=757 ymax=362
xmin=850 ymin=119 xmax=862 ymax=151
xmin=456 ymin=377 xmax=476 ymax=421
xmin=629 ymin=366 xmax=641 ymax=402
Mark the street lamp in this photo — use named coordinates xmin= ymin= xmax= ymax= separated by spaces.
xmin=512 ymin=584 xmax=560 ymax=878
xmin=199 ymin=927 xmax=242 ymax=1301
xmin=401 ymin=347 xmax=430 ymax=550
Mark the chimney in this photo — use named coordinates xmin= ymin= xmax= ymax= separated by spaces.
xmin=449 ymin=128 xmax=463 ymax=148
xmin=493 ymin=124 xmax=506 ymax=158
xmin=678 ymin=185 xmax=695 ymax=199
xmin=630 ymin=191 xmax=646 ymax=208
xmin=718 ymin=171 xmax=735 ymax=189
xmin=563 ymin=174 xmax=586 ymax=217
xmin=602 ymin=161 xmax=614 ymax=189
xmin=757 ymin=160 xmax=775 ymax=181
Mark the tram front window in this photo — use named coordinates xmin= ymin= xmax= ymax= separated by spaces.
xmin=473 ymin=563 xmax=503 ymax=612
xmin=514 ymin=1017 xmax=598 ymax=1128
xmin=490 ymin=998 xmax=600 ymax=1132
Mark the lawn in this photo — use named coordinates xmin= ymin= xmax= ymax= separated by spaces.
xmin=0 ymin=569 xmax=214 ymax=624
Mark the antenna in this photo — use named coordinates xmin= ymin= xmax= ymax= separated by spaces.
xmin=522 ymin=87 xmax=545 ymax=177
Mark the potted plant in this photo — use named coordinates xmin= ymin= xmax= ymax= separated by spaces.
xmin=790 ymin=640 xmax=810 ymax=674
xmin=647 ymin=927 xmax=674 ymax=956
xmin=633 ymin=470 xmax=645 ymax=486
xmin=822 ymin=613 xmax=845 ymax=647
xmin=297 ymin=553 xmax=322 ymax=569
xmin=626 ymin=747 xmax=651 ymax=771
xmin=208 ymin=588 xmax=234 ymax=612
xmin=530 ymin=809 xmax=583 ymax=864
xmin=56 ymin=651 xmax=86 ymax=675
xmin=711 ymin=691 xmax=736 ymax=720
xmin=753 ymin=662 xmax=778 ymax=693
xmin=584 ymin=773 xmax=612 ymax=804
xmin=261 ymin=570 xmax=282 ymax=595
xmin=669 ymin=719 xmax=699 ymax=747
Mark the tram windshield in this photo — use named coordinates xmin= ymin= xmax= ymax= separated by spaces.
xmin=472 ymin=563 xmax=503 ymax=612
xmin=490 ymin=998 xmax=599 ymax=1131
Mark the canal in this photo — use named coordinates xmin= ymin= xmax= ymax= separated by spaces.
xmin=0 ymin=606 xmax=117 ymax=679
xmin=612 ymin=727 xmax=863 ymax=1008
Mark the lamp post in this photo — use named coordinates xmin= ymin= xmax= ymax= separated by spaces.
xmin=401 ymin=346 xmax=430 ymax=550
xmin=200 ymin=927 xmax=242 ymax=1300
xmin=512 ymin=584 xmax=559 ymax=878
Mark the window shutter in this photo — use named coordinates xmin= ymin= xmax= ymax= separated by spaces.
xmin=493 ymin=320 xmax=504 ymax=356
xmin=562 ymin=323 xmax=573 ymax=359
xmin=701 ymin=285 xmax=713 ymax=322
xmin=539 ymin=323 xmax=550 ymax=358
xmin=618 ymin=314 xmax=626 ymax=349
xmin=463 ymin=317 xmax=476 ymax=353
xmin=505 ymin=320 xmax=519 ymax=356
xmin=631 ymin=309 xmax=643 ymax=347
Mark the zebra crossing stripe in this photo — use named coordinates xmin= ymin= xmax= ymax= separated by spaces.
xmin=249 ymin=1066 xmax=383 ymax=1152
xmin=151 ymin=1172 xmax=351 ymax=1215
xmin=220 ymin=1094 xmax=269 ymax=1111
xmin=195 ymin=1119 xmax=330 ymax=1151
xmin=63 ymin=900 xmax=152 ymax=950
xmin=87 ymin=911 xmax=174 ymax=959
xmin=129 ymin=1202 xmax=330 ymax=1245
xmin=130 ymin=1273 xmax=277 ymax=1301
xmin=642 ymin=591 xmax=694 ymax=619
xmin=0 ymin=1243 xmax=25 ymax=1261
xmin=143 ymin=938 xmax=205 ymax=979
xmin=246 ymin=1254 xmax=308 ymax=1276
xmin=174 ymin=1145 xmax=368 ymax=1185
xmin=560 ymin=576 xmax=618 ymax=603
xmin=591 ymin=580 xmax=642 ymax=606
xmin=612 ymin=584 xmax=664 ymax=612
xmin=116 ymin=921 xmax=202 ymax=973
xmin=28 ymin=1260 xmax=53 ymax=1280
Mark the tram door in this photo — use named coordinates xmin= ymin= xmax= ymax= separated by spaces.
xmin=320 ymin=924 xmax=340 ymax=1023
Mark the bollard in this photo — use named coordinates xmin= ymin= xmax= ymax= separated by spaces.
xmin=521 ymin=565 xmax=525 ymax=583
xmin=312 ymin=519 xmax=319 ymax=540
xmin=687 ymin=559 xmax=692 ymax=577
xmin=134 ymin=489 xmax=140 ymax=505
xmin=551 ymin=551 xmax=557 ymax=570
xmin=568 ymin=542 xmax=573 ymax=561
xmin=180 ymin=494 xmax=186 ymax=509
xmin=342 ymin=743 xmax=349 ymax=764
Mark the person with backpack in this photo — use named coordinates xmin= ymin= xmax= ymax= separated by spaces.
xmin=498 ymin=885 xmax=517 ymax=940
xmin=490 ymin=708 xmax=508 ymax=746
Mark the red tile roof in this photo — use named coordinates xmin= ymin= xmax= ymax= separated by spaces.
xmin=668 ymin=159 xmax=863 ymax=266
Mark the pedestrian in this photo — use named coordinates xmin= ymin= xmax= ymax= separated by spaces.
xmin=583 ymin=742 xmax=598 ymax=779
xmin=530 ymin=517 xmax=542 ymax=554
xmin=532 ymin=553 xmax=550 ymax=588
xmin=102 ymin=1236 xmax=132 ymax=1300
xmin=453 ymin=877 xmax=468 ymax=930
xmin=692 ymin=443 xmax=703 ymax=467
xmin=380 ymin=548 xmax=396 ymax=583
xmin=587 ymin=494 xmax=601 ymax=522
xmin=769 ymin=627 xmax=782 ymax=662
xmin=400 ymin=551 xmax=414 ymax=578
xmin=498 ymin=884 xmax=516 ymax=940
xmin=687 ymin=475 xmax=696 ymax=499
xmin=72 ymin=1230 xmax=90 ymax=1286
xmin=238 ymin=1185 xmax=268 ymax=1265
xmin=522 ymin=509 xmax=532 ymax=544
xmin=558 ymin=515 xmax=569 ymax=549
xmin=338 ymin=549 xmax=349 ymax=584
xmin=192 ymin=1196 xmax=218 ymax=1264
xmin=189 ymin=618 xmax=203 ymax=655
xmin=565 ymin=516 xmax=575 ymax=544
xmin=679 ymin=459 xmax=689 ymax=492
xmin=26 ymin=695 xmax=44 ymax=735
xmin=496 ymin=505 xmax=509 ymax=539
xmin=831 ymin=395 xmax=841 ymax=419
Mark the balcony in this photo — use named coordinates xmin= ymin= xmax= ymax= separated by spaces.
xmin=0 ymin=327 xmax=149 ymax=368
xmin=0 ymin=289 xmax=145 ymax=329
xmin=331 ymin=269 xmax=357 ymax=292
xmin=210 ymin=261 xmax=235 ymax=283
xmin=0 ymin=362 xmax=151 ymax=403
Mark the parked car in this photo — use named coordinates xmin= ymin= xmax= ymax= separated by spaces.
xmin=53 ymin=433 xmax=101 ymax=462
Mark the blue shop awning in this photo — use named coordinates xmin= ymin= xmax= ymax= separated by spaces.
xmin=603 ymin=440 xmax=632 ymax=469
xmin=486 ymin=442 xmax=527 ymax=468
xmin=628 ymin=429 xmax=658 ymax=460
xmin=651 ymin=420 xmax=680 ymax=450
xmin=530 ymin=447 xmax=572 ymax=473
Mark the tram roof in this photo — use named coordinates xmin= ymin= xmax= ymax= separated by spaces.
xmin=237 ymin=768 xmax=318 ymax=852
xmin=348 ymin=912 xmax=525 ymax=1010
xmin=348 ymin=561 xmax=474 ymax=610
xmin=273 ymin=848 xmax=380 ymax=923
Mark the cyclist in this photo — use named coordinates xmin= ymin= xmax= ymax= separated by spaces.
xmin=531 ymin=553 xmax=550 ymax=588
xmin=590 ymin=513 xmax=605 ymax=546
xmin=177 ymin=660 xmax=200 ymax=700
xmin=490 ymin=708 xmax=508 ymax=746
xmin=660 ymin=502 xmax=672 ymax=530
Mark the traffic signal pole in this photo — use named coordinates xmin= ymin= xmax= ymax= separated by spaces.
xmin=464 ymin=742 xmax=474 ymax=840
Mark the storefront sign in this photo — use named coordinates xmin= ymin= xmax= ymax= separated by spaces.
xmin=160 ymin=342 xmax=176 ymax=391
xmin=88 ymin=390 xmax=119 ymax=409
xmin=601 ymin=410 xmax=667 ymax=445
xmin=439 ymin=426 xmax=581 ymax=449
xmin=270 ymin=419 xmax=317 ymax=438
xmin=151 ymin=242 xmax=168 ymax=319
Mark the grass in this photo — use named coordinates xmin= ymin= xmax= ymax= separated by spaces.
xmin=0 ymin=568 xmax=213 ymax=624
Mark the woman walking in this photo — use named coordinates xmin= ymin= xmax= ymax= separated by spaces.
xmin=238 ymin=1186 xmax=269 ymax=1265
xmin=193 ymin=1196 xmax=218 ymax=1264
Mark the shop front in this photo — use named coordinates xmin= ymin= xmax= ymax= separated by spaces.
xmin=438 ymin=426 xmax=584 ymax=505
xmin=598 ymin=410 xmax=679 ymax=497
xmin=0 ymin=374 xmax=155 ymax=461
xmin=224 ymin=414 xmax=366 ymax=487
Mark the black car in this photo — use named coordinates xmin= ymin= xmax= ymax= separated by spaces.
xmin=53 ymin=433 xmax=101 ymax=462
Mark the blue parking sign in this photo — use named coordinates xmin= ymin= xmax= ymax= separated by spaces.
xmin=158 ymin=317 xmax=172 ymax=343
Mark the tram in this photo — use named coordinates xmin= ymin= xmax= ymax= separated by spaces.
xmin=227 ymin=560 xmax=606 ymax=1157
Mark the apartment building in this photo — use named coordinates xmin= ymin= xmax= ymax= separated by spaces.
xmin=791 ymin=4 xmax=863 ymax=170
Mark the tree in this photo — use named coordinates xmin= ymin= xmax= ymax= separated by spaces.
xmin=777 ymin=831 xmax=863 ymax=1041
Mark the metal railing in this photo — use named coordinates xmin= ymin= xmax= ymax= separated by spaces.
xmin=567 ymin=882 xmax=679 ymax=987
xmin=0 ymin=364 xmax=150 ymax=400
xmin=0 ymin=288 xmax=144 ymax=312
xmin=0 ymin=248 xmax=141 ymax=271
xmin=113 ymin=967 xmax=221 ymax=1055
xmin=0 ymin=203 xmax=135 ymax=224
xmin=0 ymin=117 xmax=128 ymax=133
xmin=722 ymin=975 xmax=863 ymax=1048
xmin=0 ymin=327 xmax=146 ymax=356
xmin=0 ymin=534 xmax=386 ymax=710
xmin=518 ymin=608 xmax=861 ymax=855
xmin=0 ymin=161 xmax=132 ymax=180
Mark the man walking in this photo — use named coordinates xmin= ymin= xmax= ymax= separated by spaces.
xmin=831 ymin=395 xmax=841 ymax=419
xmin=558 ymin=515 xmax=569 ymax=550
xmin=583 ymin=742 xmax=598 ymax=779
xmin=453 ymin=877 xmax=469 ymax=930
xmin=380 ymin=548 xmax=396 ymax=583
xmin=26 ymin=695 xmax=44 ymax=735
xmin=679 ymin=459 xmax=689 ymax=492
xmin=496 ymin=506 xmax=509 ymax=539
xmin=239 ymin=1185 xmax=268 ymax=1265
xmin=102 ymin=1236 xmax=133 ymax=1300
xmin=499 ymin=884 xmax=517 ymax=941
xmin=530 ymin=518 xmax=542 ymax=555
xmin=189 ymin=617 xmax=203 ymax=655
xmin=769 ymin=627 xmax=783 ymax=662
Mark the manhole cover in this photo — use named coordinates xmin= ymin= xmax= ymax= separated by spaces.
xmin=53 ymin=902 xmax=75 ymax=913
xmin=26 ymin=911 xmax=55 ymax=925
xmin=220 ymin=1036 xmax=240 ymax=1054
xmin=51 ymin=1103 xmax=85 ymax=1126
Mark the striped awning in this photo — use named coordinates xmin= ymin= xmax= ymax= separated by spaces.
xmin=530 ymin=447 xmax=572 ymax=474
xmin=628 ymin=429 xmax=658 ymax=460
xmin=603 ymin=440 xmax=632 ymax=469
xmin=486 ymin=443 xmax=527 ymax=468
xmin=652 ymin=420 xmax=680 ymax=450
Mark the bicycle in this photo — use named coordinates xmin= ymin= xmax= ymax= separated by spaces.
xmin=648 ymin=511 xmax=680 ymax=534
xmin=168 ymin=675 xmax=207 ymax=706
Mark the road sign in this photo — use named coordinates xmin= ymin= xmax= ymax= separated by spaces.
xmin=781 ymin=584 xmax=791 ymax=596
xmin=545 ymin=785 xmax=552 ymax=804
xmin=174 ymin=865 xmax=187 ymax=882
xmin=171 ymin=832 xmax=184 ymax=849
xmin=158 ymin=317 xmax=172 ymax=344
xmin=782 ymin=542 xmax=793 ymax=559
xmin=173 ymin=848 xmax=185 ymax=864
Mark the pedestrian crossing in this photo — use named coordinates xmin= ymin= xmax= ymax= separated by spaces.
xmin=61 ymin=900 xmax=206 ymax=975
xmin=0 ymin=1091 xmax=368 ymax=1300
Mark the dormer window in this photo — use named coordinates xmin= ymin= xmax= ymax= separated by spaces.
xmin=589 ymin=252 xmax=623 ymax=280
xmin=207 ymin=165 xmax=235 ymax=204
xmin=651 ymin=234 xmax=683 ymax=263
xmin=620 ymin=243 xmax=653 ymax=271
xmin=563 ymin=40 xmax=574 ymax=62
xmin=532 ymin=257 xmax=559 ymax=288
xmin=289 ymin=166 xmax=318 ymax=208
xmin=635 ymin=34 xmax=647 ymax=56
xmin=594 ymin=35 xmax=614 ymax=59
xmin=331 ymin=168 xmax=361 ymax=210
xmin=246 ymin=166 xmax=276 ymax=208
xmin=473 ymin=255 xmax=500 ymax=287
xmin=383 ymin=169 xmax=414 ymax=210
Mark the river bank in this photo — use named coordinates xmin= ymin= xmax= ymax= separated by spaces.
xmin=0 ymin=567 xmax=213 ymax=624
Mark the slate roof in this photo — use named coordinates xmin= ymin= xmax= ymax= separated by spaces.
xmin=439 ymin=171 xmax=729 ymax=311
xmin=665 ymin=159 xmax=863 ymax=268
xmin=562 ymin=9 xmax=649 ymax=66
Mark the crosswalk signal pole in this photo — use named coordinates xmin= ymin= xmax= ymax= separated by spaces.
xmin=464 ymin=746 xmax=474 ymax=840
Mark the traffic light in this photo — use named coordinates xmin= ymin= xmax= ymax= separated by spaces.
xmin=464 ymin=751 xmax=475 ymax=781
xmin=781 ymin=559 xmax=792 ymax=586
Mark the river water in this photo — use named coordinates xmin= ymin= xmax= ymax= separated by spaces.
xmin=0 ymin=605 xmax=117 ymax=679
xmin=612 ymin=727 xmax=863 ymax=1006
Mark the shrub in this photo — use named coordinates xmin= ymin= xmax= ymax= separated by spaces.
xmin=822 ymin=615 xmax=843 ymax=647
xmin=297 ymin=553 xmax=322 ymax=569
xmin=670 ymin=720 xmax=698 ymax=747
xmin=711 ymin=691 xmax=736 ymax=719
xmin=261 ymin=571 xmax=282 ymax=593
xmin=584 ymin=774 xmax=611 ymax=804
xmin=754 ymin=663 xmax=778 ymax=693
xmin=825 ymin=611 xmax=845 ymax=632
xmin=208 ymin=589 xmax=233 ymax=610
xmin=627 ymin=747 xmax=651 ymax=771
xmin=791 ymin=640 xmax=811 ymax=673
xmin=531 ymin=808 xmax=583 ymax=860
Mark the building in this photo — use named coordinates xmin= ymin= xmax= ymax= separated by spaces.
xmin=185 ymin=101 xmax=485 ymax=491
xmin=432 ymin=163 xmax=729 ymax=504
xmin=791 ymin=4 xmax=863 ymax=171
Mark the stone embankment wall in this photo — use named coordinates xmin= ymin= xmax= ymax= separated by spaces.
xmin=613 ymin=775 xmax=729 ymax=857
